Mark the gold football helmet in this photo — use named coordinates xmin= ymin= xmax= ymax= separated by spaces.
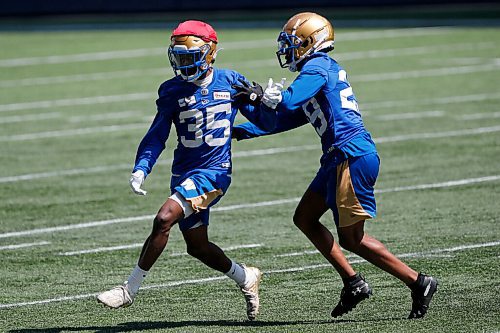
xmin=276 ymin=12 xmax=334 ymax=72
xmin=168 ymin=20 xmax=218 ymax=81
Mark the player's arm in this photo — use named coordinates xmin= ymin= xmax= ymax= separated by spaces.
xmin=270 ymin=66 xmax=327 ymax=112
xmin=131 ymin=105 xmax=173 ymax=195
xmin=232 ymin=75 xmax=277 ymax=132
xmin=233 ymin=107 xmax=308 ymax=141
xmin=236 ymin=102 xmax=277 ymax=132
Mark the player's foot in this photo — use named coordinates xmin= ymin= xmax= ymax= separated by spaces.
xmin=331 ymin=274 xmax=372 ymax=318
xmin=97 ymin=283 xmax=135 ymax=309
xmin=408 ymin=273 xmax=438 ymax=319
xmin=239 ymin=265 xmax=262 ymax=321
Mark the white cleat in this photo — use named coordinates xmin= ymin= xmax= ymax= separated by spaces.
xmin=239 ymin=266 xmax=262 ymax=321
xmin=97 ymin=283 xmax=134 ymax=309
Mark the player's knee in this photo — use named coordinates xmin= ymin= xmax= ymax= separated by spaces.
xmin=293 ymin=209 xmax=307 ymax=229
xmin=338 ymin=232 xmax=362 ymax=252
xmin=186 ymin=243 xmax=204 ymax=259
xmin=153 ymin=210 xmax=177 ymax=234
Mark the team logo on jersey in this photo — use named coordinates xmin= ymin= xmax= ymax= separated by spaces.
xmin=213 ymin=91 xmax=231 ymax=100
xmin=201 ymin=88 xmax=209 ymax=95
xmin=201 ymin=99 xmax=209 ymax=105
xmin=178 ymin=96 xmax=196 ymax=107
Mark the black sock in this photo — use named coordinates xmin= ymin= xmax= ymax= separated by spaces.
xmin=408 ymin=273 xmax=425 ymax=291
xmin=342 ymin=273 xmax=361 ymax=286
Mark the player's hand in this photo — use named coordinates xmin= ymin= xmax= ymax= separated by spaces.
xmin=129 ymin=170 xmax=147 ymax=195
xmin=232 ymin=79 xmax=263 ymax=106
xmin=262 ymin=78 xmax=286 ymax=109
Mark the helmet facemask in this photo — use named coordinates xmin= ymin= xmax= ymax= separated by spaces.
xmin=168 ymin=39 xmax=215 ymax=82
xmin=276 ymin=31 xmax=302 ymax=72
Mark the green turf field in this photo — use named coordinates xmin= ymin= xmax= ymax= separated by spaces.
xmin=0 ymin=25 xmax=499 ymax=333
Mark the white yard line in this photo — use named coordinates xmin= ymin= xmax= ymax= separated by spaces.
xmin=3 ymin=112 xmax=499 ymax=143
xmin=1 ymin=65 xmax=499 ymax=114
xmin=0 ymin=145 xmax=314 ymax=183
xmin=375 ymin=175 xmax=500 ymax=193
xmin=0 ymin=174 xmax=499 ymax=240
xmin=0 ymin=92 xmax=155 ymax=113
xmin=1 ymin=123 xmax=499 ymax=182
xmin=59 ymin=243 xmax=262 ymax=256
xmin=352 ymin=63 xmax=500 ymax=82
xmin=372 ymin=110 xmax=445 ymax=121
xmin=0 ymin=241 xmax=51 ymax=251
xmin=0 ymin=123 xmax=148 ymax=142
xmin=0 ymin=111 xmax=146 ymax=124
xmin=362 ymin=92 xmax=500 ymax=110
xmin=457 ymin=111 xmax=500 ymax=120
xmin=0 ymin=239 xmax=497 ymax=309
xmin=0 ymin=112 xmax=62 ymax=124
xmin=3 ymin=66 xmax=499 ymax=114
xmin=0 ymin=28 xmax=452 ymax=68
xmin=374 ymin=125 xmax=500 ymax=143
xmin=1 ymin=41 xmax=492 ymax=89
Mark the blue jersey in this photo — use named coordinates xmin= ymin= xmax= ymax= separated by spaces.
xmin=234 ymin=52 xmax=376 ymax=163
xmin=133 ymin=68 xmax=276 ymax=177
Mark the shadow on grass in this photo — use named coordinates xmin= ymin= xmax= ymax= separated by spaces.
xmin=9 ymin=317 xmax=404 ymax=332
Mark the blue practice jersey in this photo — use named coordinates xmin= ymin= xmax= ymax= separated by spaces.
xmin=133 ymin=68 xmax=276 ymax=177
xmin=234 ymin=52 xmax=376 ymax=161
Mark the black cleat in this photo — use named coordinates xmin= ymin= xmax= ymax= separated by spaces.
xmin=408 ymin=273 xmax=438 ymax=319
xmin=331 ymin=274 xmax=372 ymax=318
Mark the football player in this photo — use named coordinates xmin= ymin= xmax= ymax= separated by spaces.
xmin=232 ymin=12 xmax=438 ymax=319
xmin=96 ymin=20 xmax=275 ymax=321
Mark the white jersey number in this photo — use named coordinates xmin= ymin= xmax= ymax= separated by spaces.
xmin=302 ymin=97 xmax=328 ymax=137
xmin=179 ymin=103 xmax=231 ymax=148
xmin=339 ymin=70 xmax=360 ymax=114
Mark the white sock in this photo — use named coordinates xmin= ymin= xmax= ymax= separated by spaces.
xmin=225 ymin=260 xmax=253 ymax=287
xmin=126 ymin=265 xmax=148 ymax=295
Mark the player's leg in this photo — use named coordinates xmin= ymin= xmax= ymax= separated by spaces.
xmin=338 ymin=221 xmax=418 ymax=284
xmin=97 ymin=197 xmax=184 ymax=308
xmin=137 ymin=198 xmax=184 ymax=270
xmin=293 ymin=188 xmax=356 ymax=279
xmin=335 ymin=153 xmax=437 ymax=318
xmin=181 ymin=215 xmax=261 ymax=320
xmin=296 ymin=166 xmax=371 ymax=318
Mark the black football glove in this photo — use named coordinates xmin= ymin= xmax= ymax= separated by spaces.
xmin=232 ymin=79 xmax=263 ymax=106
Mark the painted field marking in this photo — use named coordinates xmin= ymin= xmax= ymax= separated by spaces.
xmin=1 ymin=123 xmax=499 ymax=182
xmin=3 ymin=64 xmax=499 ymax=114
xmin=362 ymin=92 xmax=500 ymax=110
xmin=0 ymin=174 xmax=499 ymax=240
xmin=372 ymin=110 xmax=445 ymax=121
xmin=1 ymin=41 xmax=492 ymax=89
xmin=0 ymin=92 xmax=155 ymax=113
xmin=0 ymin=239 xmax=497 ymax=309
xmin=0 ymin=241 xmax=51 ymax=251
xmin=352 ymin=63 xmax=500 ymax=82
xmin=59 ymin=243 xmax=262 ymax=256
xmin=0 ymin=123 xmax=148 ymax=142
xmin=0 ymin=28 xmax=452 ymax=68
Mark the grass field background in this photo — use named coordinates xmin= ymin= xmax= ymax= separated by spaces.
xmin=0 ymin=25 xmax=499 ymax=332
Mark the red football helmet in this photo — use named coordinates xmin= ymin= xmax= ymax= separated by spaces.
xmin=168 ymin=20 xmax=218 ymax=81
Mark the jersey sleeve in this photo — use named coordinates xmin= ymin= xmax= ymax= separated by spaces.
xmin=233 ymin=107 xmax=308 ymax=141
xmin=133 ymin=101 xmax=173 ymax=177
xmin=279 ymin=64 xmax=328 ymax=111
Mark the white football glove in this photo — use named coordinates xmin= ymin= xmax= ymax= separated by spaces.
xmin=129 ymin=170 xmax=147 ymax=196
xmin=262 ymin=78 xmax=286 ymax=109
